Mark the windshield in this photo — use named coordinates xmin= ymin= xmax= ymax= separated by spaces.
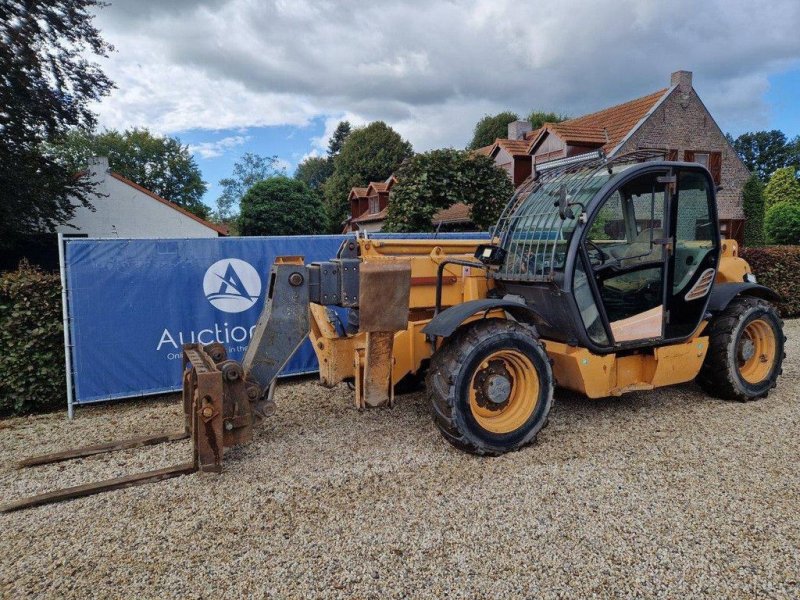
xmin=494 ymin=155 xmax=638 ymax=281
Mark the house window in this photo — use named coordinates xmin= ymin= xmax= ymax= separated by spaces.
xmin=684 ymin=150 xmax=722 ymax=186
xmin=369 ymin=197 xmax=378 ymax=214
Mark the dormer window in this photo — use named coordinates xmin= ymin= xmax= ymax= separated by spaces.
xmin=369 ymin=197 xmax=378 ymax=214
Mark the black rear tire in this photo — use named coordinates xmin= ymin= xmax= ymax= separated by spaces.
xmin=426 ymin=319 xmax=554 ymax=455
xmin=696 ymin=297 xmax=785 ymax=402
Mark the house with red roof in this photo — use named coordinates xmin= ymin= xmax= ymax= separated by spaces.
xmin=478 ymin=70 xmax=750 ymax=241
xmin=347 ymin=178 xmax=394 ymax=232
xmin=56 ymin=156 xmax=227 ymax=239
xmin=344 ymin=173 xmax=474 ymax=232
xmin=344 ymin=70 xmax=748 ymax=240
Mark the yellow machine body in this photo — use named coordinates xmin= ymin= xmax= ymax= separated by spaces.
xmin=309 ymin=238 xmax=750 ymax=405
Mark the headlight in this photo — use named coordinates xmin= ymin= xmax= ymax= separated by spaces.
xmin=744 ymin=273 xmax=757 ymax=284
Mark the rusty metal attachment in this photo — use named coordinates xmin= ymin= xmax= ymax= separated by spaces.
xmin=1 ymin=343 xmax=268 ymax=513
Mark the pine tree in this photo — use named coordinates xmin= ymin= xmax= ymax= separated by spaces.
xmin=742 ymin=174 xmax=766 ymax=246
xmin=327 ymin=121 xmax=352 ymax=157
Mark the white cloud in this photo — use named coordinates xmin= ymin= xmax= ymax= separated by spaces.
xmin=187 ymin=135 xmax=250 ymax=159
xmin=298 ymin=148 xmax=323 ymax=163
xmin=298 ymin=113 xmax=369 ymax=163
xmin=273 ymin=158 xmax=292 ymax=173
xmin=93 ymin=0 xmax=800 ymax=149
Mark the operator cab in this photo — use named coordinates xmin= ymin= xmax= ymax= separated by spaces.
xmin=492 ymin=151 xmax=720 ymax=354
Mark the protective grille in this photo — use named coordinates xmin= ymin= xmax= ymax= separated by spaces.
xmin=492 ymin=150 xmax=666 ymax=282
xmin=684 ymin=268 xmax=716 ymax=301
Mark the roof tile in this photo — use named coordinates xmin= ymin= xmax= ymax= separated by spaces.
xmin=472 ymin=144 xmax=494 ymax=156
xmin=367 ymin=181 xmax=389 ymax=193
xmin=495 ymin=138 xmax=532 ymax=156
xmin=522 ymin=88 xmax=668 ymax=152
xmin=348 ymin=187 xmax=369 ymax=199
xmin=353 ymin=206 xmax=388 ymax=223
xmin=433 ymin=202 xmax=471 ymax=223
xmin=556 ymin=88 xmax=668 ymax=152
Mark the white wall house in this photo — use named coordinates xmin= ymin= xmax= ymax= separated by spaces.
xmin=56 ymin=157 xmax=226 ymax=238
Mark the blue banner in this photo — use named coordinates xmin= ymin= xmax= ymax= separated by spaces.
xmin=65 ymin=233 xmax=488 ymax=404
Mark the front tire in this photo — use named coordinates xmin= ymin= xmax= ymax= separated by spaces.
xmin=697 ymin=297 xmax=785 ymax=401
xmin=426 ymin=319 xmax=554 ymax=455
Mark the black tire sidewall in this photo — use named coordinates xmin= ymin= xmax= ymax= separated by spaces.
xmin=727 ymin=303 xmax=784 ymax=396
xmin=452 ymin=331 xmax=552 ymax=451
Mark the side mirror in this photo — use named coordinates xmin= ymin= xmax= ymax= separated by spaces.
xmin=556 ymin=185 xmax=574 ymax=220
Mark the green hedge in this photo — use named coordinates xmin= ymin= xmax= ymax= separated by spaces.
xmin=0 ymin=261 xmax=66 ymax=416
xmin=740 ymin=245 xmax=800 ymax=318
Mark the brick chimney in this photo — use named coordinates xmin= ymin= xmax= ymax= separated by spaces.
xmin=507 ymin=120 xmax=532 ymax=141
xmin=670 ymin=70 xmax=693 ymax=92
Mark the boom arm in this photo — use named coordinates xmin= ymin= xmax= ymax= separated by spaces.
xmin=242 ymin=257 xmax=311 ymax=396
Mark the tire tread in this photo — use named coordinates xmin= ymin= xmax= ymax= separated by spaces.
xmin=697 ymin=297 xmax=785 ymax=402
xmin=426 ymin=319 xmax=553 ymax=455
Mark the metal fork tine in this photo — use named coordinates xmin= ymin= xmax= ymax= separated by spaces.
xmin=17 ymin=431 xmax=189 ymax=469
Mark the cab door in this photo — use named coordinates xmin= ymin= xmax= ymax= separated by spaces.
xmin=579 ymin=170 xmax=670 ymax=345
xmin=664 ymin=168 xmax=720 ymax=338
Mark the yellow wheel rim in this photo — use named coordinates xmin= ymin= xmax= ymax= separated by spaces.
xmin=737 ymin=319 xmax=778 ymax=385
xmin=468 ymin=349 xmax=539 ymax=434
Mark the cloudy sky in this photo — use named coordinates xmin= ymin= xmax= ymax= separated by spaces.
xmin=90 ymin=0 xmax=800 ymax=208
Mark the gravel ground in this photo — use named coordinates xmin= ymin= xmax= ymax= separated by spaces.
xmin=1 ymin=321 xmax=798 ymax=599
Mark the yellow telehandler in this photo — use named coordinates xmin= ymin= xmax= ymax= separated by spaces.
xmin=3 ymin=151 xmax=785 ymax=512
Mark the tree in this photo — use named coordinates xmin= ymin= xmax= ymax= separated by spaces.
xmin=52 ymin=128 xmax=210 ymax=218
xmin=383 ymin=149 xmax=514 ymax=233
xmin=294 ymin=121 xmax=350 ymax=193
xmin=788 ymin=135 xmax=800 ymax=169
xmin=742 ymin=174 xmax=766 ymax=246
xmin=527 ymin=110 xmax=568 ymax=129
xmin=323 ymin=121 xmax=413 ymax=231
xmin=728 ymin=130 xmax=791 ymax=181
xmin=327 ymin=121 xmax=352 ymax=156
xmin=0 ymin=0 xmax=114 ymax=249
xmin=238 ymin=176 xmax=325 ymax=236
xmin=763 ymin=166 xmax=800 ymax=209
xmin=216 ymin=152 xmax=283 ymax=222
xmin=467 ymin=111 xmax=519 ymax=150
xmin=295 ymin=156 xmax=333 ymax=190
xmin=764 ymin=201 xmax=800 ymax=245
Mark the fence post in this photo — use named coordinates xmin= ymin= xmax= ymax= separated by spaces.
xmin=58 ymin=234 xmax=76 ymax=419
